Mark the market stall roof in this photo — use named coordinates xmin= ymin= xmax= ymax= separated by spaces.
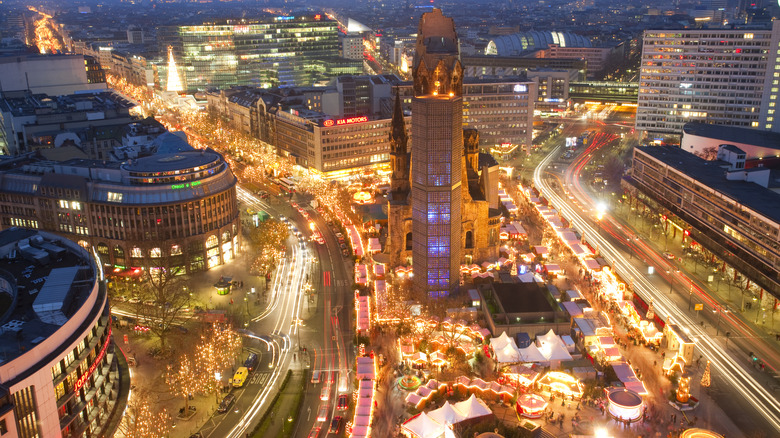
xmin=368 ymin=237 xmax=381 ymax=253
xmin=599 ymin=336 xmax=615 ymax=347
xmin=356 ymin=356 xmax=375 ymax=379
xmin=533 ymin=246 xmax=548 ymax=255
xmin=583 ymin=258 xmax=601 ymax=271
xmin=374 ymin=263 xmax=386 ymax=277
xmin=544 ymin=264 xmax=561 ymax=273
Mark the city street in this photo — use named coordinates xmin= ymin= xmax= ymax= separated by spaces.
xmin=534 ymin=129 xmax=780 ymax=433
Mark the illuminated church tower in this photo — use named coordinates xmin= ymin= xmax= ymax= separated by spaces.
xmin=410 ymin=9 xmax=464 ymax=298
xmin=386 ymin=9 xmax=500 ymax=297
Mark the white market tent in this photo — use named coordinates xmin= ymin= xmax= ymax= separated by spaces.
xmin=536 ymin=329 xmax=573 ymax=368
xmin=428 ymin=401 xmax=467 ymax=426
xmin=402 ymin=412 xmax=446 ymax=438
xmin=490 ymin=332 xmax=522 ymax=363
xmin=453 ymin=394 xmax=493 ymax=419
xmin=518 ymin=344 xmax=547 ymax=363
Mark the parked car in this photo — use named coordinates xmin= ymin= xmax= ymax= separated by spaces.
xmin=217 ymin=394 xmax=235 ymax=413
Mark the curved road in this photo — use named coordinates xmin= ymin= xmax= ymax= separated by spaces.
xmin=535 ymin=141 xmax=780 ymax=432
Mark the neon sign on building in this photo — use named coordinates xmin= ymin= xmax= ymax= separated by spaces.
xmin=74 ymin=328 xmax=112 ymax=391
xmin=322 ymin=116 xmax=368 ymax=127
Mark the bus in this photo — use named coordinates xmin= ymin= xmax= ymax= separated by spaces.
xmin=279 ymin=177 xmax=297 ymax=192
xmin=232 ymin=367 xmax=249 ymax=387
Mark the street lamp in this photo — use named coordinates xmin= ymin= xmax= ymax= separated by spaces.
xmin=214 ymin=372 xmax=222 ymax=403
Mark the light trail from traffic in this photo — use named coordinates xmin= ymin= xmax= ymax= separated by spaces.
xmin=535 ymin=144 xmax=780 ymax=431
xmin=221 ymin=188 xmax=311 ymax=438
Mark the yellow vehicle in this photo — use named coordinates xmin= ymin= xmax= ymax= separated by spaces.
xmin=232 ymin=367 xmax=249 ymax=388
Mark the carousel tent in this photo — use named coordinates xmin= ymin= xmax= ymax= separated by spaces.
xmin=453 ymin=394 xmax=493 ymax=419
xmin=402 ymin=412 xmax=445 ymax=438
xmin=428 ymin=401 xmax=467 ymax=425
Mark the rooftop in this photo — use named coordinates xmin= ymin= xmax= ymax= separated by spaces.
xmin=635 ymin=146 xmax=780 ymax=223
xmin=491 ymin=282 xmax=554 ymax=314
xmin=0 ymin=229 xmax=96 ymax=364
xmin=682 ymin=122 xmax=780 ymax=152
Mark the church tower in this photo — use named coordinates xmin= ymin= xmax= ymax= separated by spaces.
xmin=389 ymin=92 xmax=410 ymax=200
xmin=410 ymin=9 xmax=463 ymax=298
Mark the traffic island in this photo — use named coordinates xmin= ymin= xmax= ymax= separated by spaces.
xmin=249 ymin=370 xmax=307 ymax=438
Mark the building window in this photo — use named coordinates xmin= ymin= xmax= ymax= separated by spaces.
xmin=171 ymin=244 xmax=182 ymax=255
xmin=131 ymin=247 xmax=143 ymax=258
xmin=150 ymin=248 xmax=162 ymax=258
xmin=107 ymin=192 xmax=123 ymax=203
xmin=58 ymin=200 xmax=69 ymax=209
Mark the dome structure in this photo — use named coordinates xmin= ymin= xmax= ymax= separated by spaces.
xmin=486 ymin=31 xmax=592 ymax=56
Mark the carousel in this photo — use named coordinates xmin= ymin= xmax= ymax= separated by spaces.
xmin=515 ymin=394 xmax=548 ymax=419
xmin=606 ymin=388 xmax=644 ymax=423
xmin=536 ymin=371 xmax=584 ymax=400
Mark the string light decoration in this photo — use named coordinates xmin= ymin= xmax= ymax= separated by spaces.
xmin=700 ymin=361 xmax=711 ymax=388
xmin=166 ymin=45 xmax=184 ymax=93
xmin=119 ymin=392 xmax=172 ymax=438
xmin=167 ymin=354 xmax=203 ymax=412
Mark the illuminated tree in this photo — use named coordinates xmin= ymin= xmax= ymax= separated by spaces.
xmin=700 ymin=361 xmax=711 ymax=388
xmin=167 ymin=353 xmax=204 ymax=412
xmin=248 ymin=219 xmax=289 ymax=276
xmin=118 ymin=391 xmax=172 ymax=438
xmin=196 ymin=323 xmax=243 ymax=393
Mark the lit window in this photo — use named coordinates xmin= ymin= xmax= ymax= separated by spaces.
xmin=150 ymin=248 xmax=162 ymax=258
xmin=108 ymin=192 xmax=123 ymax=203
xmin=71 ymin=201 xmax=81 ymax=211
xmin=59 ymin=200 xmax=69 ymax=209
xmin=131 ymin=247 xmax=143 ymax=258
xmin=171 ymin=244 xmax=182 ymax=255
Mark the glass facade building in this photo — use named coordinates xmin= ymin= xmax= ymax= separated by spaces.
xmin=158 ymin=15 xmax=340 ymax=91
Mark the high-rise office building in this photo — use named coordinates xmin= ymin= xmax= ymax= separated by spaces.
xmin=387 ymin=9 xmax=501 ymax=297
xmin=637 ymin=23 xmax=778 ymax=138
xmin=158 ymin=15 xmax=347 ymax=91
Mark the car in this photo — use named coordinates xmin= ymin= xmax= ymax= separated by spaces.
xmin=291 ymin=202 xmax=298 ymax=208
xmin=320 ymin=385 xmax=330 ymax=401
xmin=337 ymin=394 xmax=348 ymax=411
xmin=308 ymin=426 xmax=322 ymax=438
xmin=663 ymin=252 xmax=676 ymax=260
xmin=217 ymin=394 xmax=235 ymax=413
xmin=328 ymin=416 xmax=343 ymax=434
xmin=190 ymin=433 xmax=203 ymax=438
xmin=128 ymin=297 xmax=141 ymax=304
xmin=311 ymin=370 xmax=321 ymax=384
xmin=316 ymin=403 xmax=329 ymax=422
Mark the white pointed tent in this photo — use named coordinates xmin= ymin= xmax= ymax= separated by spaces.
xmin=453 ymin=394 xmax=493 ymax=419
xmin=536 ymin=329 xmax=573 ymax=368
xmin=428 ymin=401 xmax=466 ymax=426
xmin=490 ymin=331 xmax=522 ymax=363
xmin=402 ymin=412 xmax=445 ymax=438
xmin=518 ymin=344 xmax=547 ymax=363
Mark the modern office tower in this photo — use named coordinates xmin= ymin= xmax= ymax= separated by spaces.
xmin=158 ymin=15 xmax=342 ymax=91
xmin=759 ymin=19 xmax=780 ymax=131
xmin=637 ymin=23 xmax=777 ymax=138
xmin=387 ymin=9 xmax=501 ymax=297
